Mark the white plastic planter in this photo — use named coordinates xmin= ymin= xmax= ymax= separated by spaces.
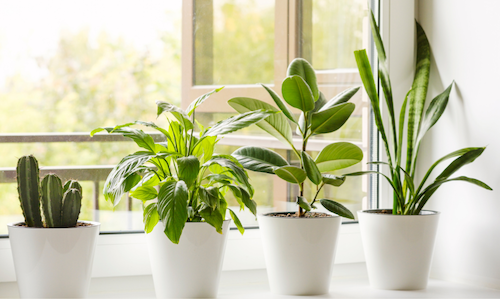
xmin=258 ymin=212 xmax=341 ymax=296
xmin=146 ymin=220 xmax=231 ymax=298
xmin=7 ymin=221 xmax=100 ymax=298
xmin=358 ymin=210 xmax=440 ymax=290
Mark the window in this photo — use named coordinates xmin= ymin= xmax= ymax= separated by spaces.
xmin=0 ymin=0 xmax=372 ymax=235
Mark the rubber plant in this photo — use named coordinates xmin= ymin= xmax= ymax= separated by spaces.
xmin=348 ymin=10 xmax=492 ymax=215
xmin=17 ymin=155 xmax=83 ymax=228
xmin=228 ymin=58 xmax=363 ymax=218
xmin=91 ymin=88 xmax=274 ymax=243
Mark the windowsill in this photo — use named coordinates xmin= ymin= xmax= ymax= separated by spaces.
xmin=1 ymin=263 xmax=499 ymax=298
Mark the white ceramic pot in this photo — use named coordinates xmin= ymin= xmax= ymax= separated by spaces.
xmin=258 ymin=212 xmax=341 ymax=296
xmin=358 ymin=210 xmax=440 ymax=290
xmin=7 ymin=221 xmax=100 ymax=298
xmin=146 ymin=220 xmax=231 ymax=298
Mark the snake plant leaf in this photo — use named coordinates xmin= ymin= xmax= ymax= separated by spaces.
xmin=232 ymin=146 xmax=288 ymax=174
xmin=203 ymin=109 xmax=275 ymax=137
xmin=274 ymin=166 xmax=307 ymax=185
xmin=143 ymin=203 xmax=159 ymax=234
xmin=318 ymin=87 xmax=361 ymax=112
xmin=397 ymin=89 xmax=411 ymax=166
xmin=156 ymin=101 xmax=193 ymax=130
xmin=436 ymin=147 xmax=485 ymax=181
xmin=344 ymin=171 xmax=404 ymax=205
xmin=310 ymin=103 xmax=355 ymax=135
xmin=177 ymin=156 xmax=200 ymax=188
xmin=319 ymin=199 xmax=354 ymax=219
xmin=406 ymin=21 xmax=431 ymax=173
xmin=228 ymin=97 xmax=294 ymax=147
xmin=260 ymin=84 xmax=296 ymax=123
xmin=287 ymin=58 xmax=319 ymax=101
xmin=315 ymin=142 xmax=363 ymax=172
xmin=282 ymin=75 xmax=315 ymax=112
xmin=296 ymin=196 xmax=311 ymax=212
xmin=157 ymin=180 xmax=189 ymax=244
xmin=322 ymin=174 xmax=346 ymax=187
xmin=301 ymin=151 xmax=322 ymax=185
xmin=186 ymin=87 xmax=224 ymax=116
xmin=131 ymin=186 xmax=158 ymax=202
xmin=229 ymin=209 xmax=244 ymax=235
xmin=199 ymin=204 xmax=224 ymax=234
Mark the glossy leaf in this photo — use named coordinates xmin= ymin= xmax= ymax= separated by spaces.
xmin=232 ymin=146 xmax=288 ymax=174
xmin=274 ymin=166 xmax=307 ymax=185
xmin=199 ymin=205 xmax=224 ymax=233
xmin=318 ymin=86 xmax=360 ymax=112
xmin=261 ymin=84 xmax=296 ymax=123
xmin=92 ymin=126 xmax=157 ymax=153
xmin=199 ymin=186 xmax=219 ymax=209
xmin=297 ymin=91 xmax=327 ymax=135
xmin=143 ymin=203 xmax=159 ymax=234
xmin=301 ymin=151 xmax=321 ymax=185
xmin=131 ymin=186 xmax=158 ymax=202
xmin=320 ymin=199 xmax=354 ymax=219
xmin=282 ymin=75 xmax=315 ymax=112
xmin=322 ymin=174 xmax=345 ymax=187
xmin=229 ymin=209 xmax=244 ymax=235
xmin=156 ymin=101 xmax=193 ymax=130
xmin=310 ymin=103 xmax=355 ymax=135
xmin=186 ymin=87 xmax=224 ymax=116
xmin=177 ymin=156 xmax=200 ymax=188
xmin=157 ymin=181 xmax=189 ymax=244
xmin=297 ymin=196 xmax=311 ymax=212
xmin=191 ymin=136 xmax=217 ymax=163
xmin=203 ymin=109 xmax=275 ymax=137
xmin=315 ymin=142 xmax=363 ymax=172
xmin=123 ymin=173 xmax=141 ymax=193
xmin=287 ymin=58 xmax=319 ymax=101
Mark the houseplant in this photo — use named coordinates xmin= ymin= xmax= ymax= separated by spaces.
xmin=350 ymin=10 xmax=492 ymax=289
xmin=91 ymin=88 xmax=273 ymax=298
xmin=7 ymin=155 xmax=99 ymax=298
xmin=228 ymin=58 xmax=363 ymax=295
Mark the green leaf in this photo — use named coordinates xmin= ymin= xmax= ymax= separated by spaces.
xmin=204 ymin=157 xmax=253 ymax=197
xmin=261 ymin=84 xmax=296 ymax=123
xmin=297 ymin=91 xmax=327 ymax=135
xmin=186 ymin=87 xmax=224 ymax=116
xmin=436 ymin=148 xmax=486 ymax=181
xmin=287 ymin=58 xmax=319 ymax=101
xmin=156 ymin=101 xmax=193 ymax=130
xmin=318 ymin=87 xmax=360 ymax=112
xmin=274 ymin=166 xmax=307 ymax=185
xmin=322 ymin=174 xmax=345 ymax=187
xmin=229 ymin=209 xmax=244 ymax=235
xmin=228 ymin=97 xmax=294 ymax=147
xmin=315 ymin=142 xmax=363 ymax=172
xmin=143 ymin=203 xmax=159 ymax=234
xmin=93 ymin=126 xmax=157 ymax=153
xmin=123 ymin=173 xmax=141 ymax=193
xmin=191 ymin=136 xmax=217 ymax=163
xmin=177 ymin=156 xmax=200 ymax=188
xmin=198 ymin=186 xmax=219 ymax=209
xmin=157 ymin=181 xmax=189 ymax=244
xmin=131 ymin=186 xmax=158 ymax=202
xmin=296 ymin=196 xmax=311 ymax=212
xmin=310 ymin=103 xmax=355 ymax=135
xmin=301 ymin=151 xmax=321 ymax=185
xmin=344 ymin=171 xmax=404 ymax=204
xmin=282 ymin=75 xmax=315 ymax=112
xmin=320 ymin=199 xmax=354 ymax=219
xmin=199 ymin=205 xmax=224 ymax=233
xmin=232 ymin=146 xmax=288 ymax=174
xmin=203 ymin=109 xmax=275 ymax=137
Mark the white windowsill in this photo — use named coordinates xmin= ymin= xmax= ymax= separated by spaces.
xmin=1 ymin=263 xmax=499 ymax=298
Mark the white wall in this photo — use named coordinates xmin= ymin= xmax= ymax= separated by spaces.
xmin=417 ymin=0 xmax=500 ymax=289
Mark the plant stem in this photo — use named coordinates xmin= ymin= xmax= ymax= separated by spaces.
xmin=188 ymin=110 xmax=195 ymax=156
xmin=310 ymin=182 xmax=324 ymax=207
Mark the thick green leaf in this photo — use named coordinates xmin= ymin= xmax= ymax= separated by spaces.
xmin=318 ymin=87 xmax=361 ymax=112
xmin=156 ymin=101 xmax=193 ymax=130
xmin=177 ymin=156 xmax=200 ymax=187
xmin=131 ymin=186 xmax=158 ymax=202
xmin=436 ymin=148 xmax=485 ymax=181
xmin=157 ymin=181 xmax=189 ymax=244
xmin=282 ymin=75 xmax=315 ymax=112
xmin=229 ymin=209 xmax=244 ymax=235
xmin=315 ymin=142 xmax=363 ymax=172
xmin=397 ymin=89 xmax=411 ymax=166
xmin=199 ymin=205 xmax=224 ymax=233
xmin=123 ymin=173 xmax=141 ymax=193
xmin=287 ymin=58 xmax=319 ymax=101
xmin=203 ymin=109 xmax=275 ymax=137
xmin=191 ymin=136 xmax=217 ymax=163
xmin=232 ymin=146 xmax=288 ymax=174
xmin=198 ymin=186 xmax=219 ymax=209
xmin=274 ymin=166 xmax=307 ymax=185
xmin=310 ymin=103 xmax=355 ymax=135
xmin=297 ymin=196 xmax=311 ymax=212
xmin=143 ymin=203 xmax=159 ymax=234
xmin=320 ymin=199 xmax=354 ymax=219
xmin=186 ymin=87 xmax=224 ymax=116
xmin=297 ymin=91 xmax=327 ymax=135
xmin=228 ymin=97 xmax=294 ymax=147
xmin=301 ymin=151 xmax=321 ymax=185
xmin=322 ymin=174 xmax=345 ymax=187
xmin=261 ymin=84 xmax=296 ymax=123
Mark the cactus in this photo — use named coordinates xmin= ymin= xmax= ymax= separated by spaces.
xmin=16 ymin=155 xmax=84 ymax=228
xmin=17 ymin=155 xmax=43 ymax=227
xmin=61 ymin=189 xmax=82 ymax=228
xmin=41 ymin=174 xmax=63 ymax=228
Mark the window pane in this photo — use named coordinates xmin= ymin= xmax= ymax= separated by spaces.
xmin=193 ymin=0 xmax=275 ymax=85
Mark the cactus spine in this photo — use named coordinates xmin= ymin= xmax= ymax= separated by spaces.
xmin=17 ymin=155 xmax=43 ymax=227
xmin=61 ymin=189 xmax=82 ymax=228
xmin=41 ymin=174 xmax=63 ymax=228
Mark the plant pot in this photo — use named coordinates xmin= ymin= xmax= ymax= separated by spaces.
xmin=7 ymin=221 xmax=100 ymax=298
xmin=146 ymin=220 xmax=231 ymax=298
xmin=358 ymin=209 xmax=440 ymax=290
xmin=258 ymin=212 xmax=341 ymax=296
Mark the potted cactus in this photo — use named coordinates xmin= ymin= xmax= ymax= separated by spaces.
xmin=91 ymin=88 xmax=273 ymax=298
xmin=7 ymin=155 xmax=100 ymax=298
xmin=227 ymin=58 xmax=363 ymax=295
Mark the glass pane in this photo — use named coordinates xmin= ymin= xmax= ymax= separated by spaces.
xmin=193 ymin=0 xmax=275 ymax=85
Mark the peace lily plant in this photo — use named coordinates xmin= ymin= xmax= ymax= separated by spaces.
xmin=91 ymin=88 xmax=274 ymax=243
xmin=228 ymin=58 xmax=363 ymax=219
xmin=350 ymin=11 xmax=492 ymax=215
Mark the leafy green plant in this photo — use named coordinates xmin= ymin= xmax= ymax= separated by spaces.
xmin=17 ymin=155 xmax=83 ymax=228
xmin=228 ymin=58 xmax=363 ymax=218
xmin=349 ymin=11 xmax=492 ymax=215
xmin=91 ymin=88 xmax=274 ymax=243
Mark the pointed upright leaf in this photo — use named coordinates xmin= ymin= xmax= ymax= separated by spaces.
xmin=186 ymin=87 xmax=224 ymax=116
xmin=261 ymin=84 xmax=296 ymax=123
xmin=318 ymin=86 xmax=360 ymax=112
xmin=156 ymin=101 xmax=193 ymax=130
xmin=287 ymin=58 xmax=319 ymax=101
